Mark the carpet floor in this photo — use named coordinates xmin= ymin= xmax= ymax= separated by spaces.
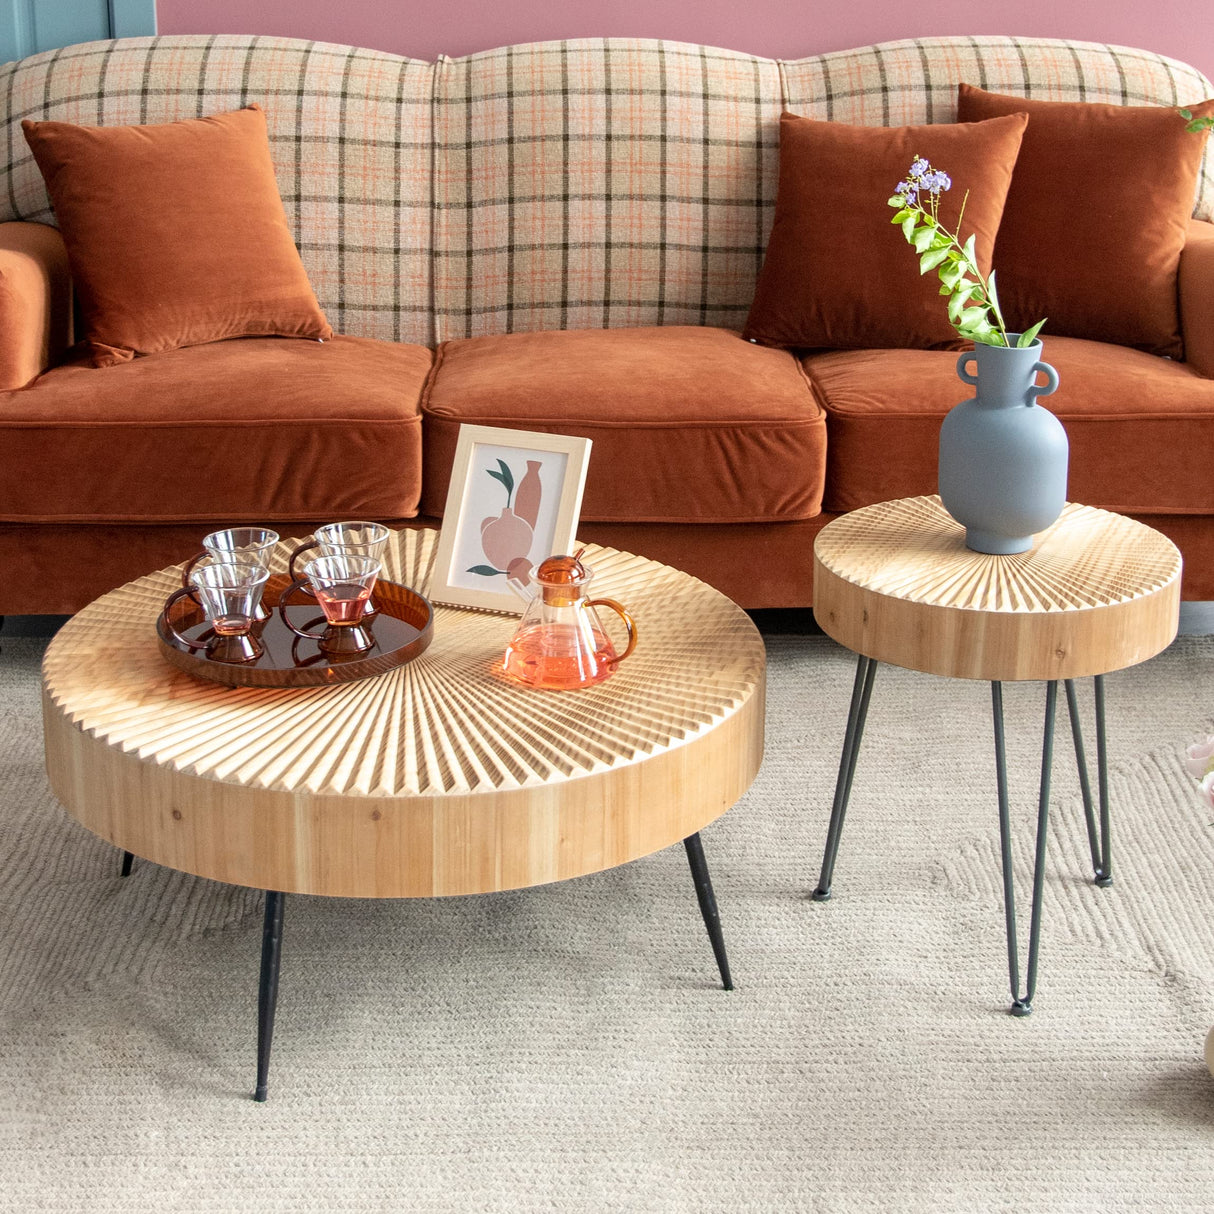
xmin=2 ymin=632 xmax=1214 ymax=1212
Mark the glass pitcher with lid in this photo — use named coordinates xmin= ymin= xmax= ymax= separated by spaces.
xmin=502 ymin=550 xmax=637 ymax=689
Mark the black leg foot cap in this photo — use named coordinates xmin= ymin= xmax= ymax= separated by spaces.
xmin=254 ymin=1086 xmax=268 ymax=1102
xmin=811 ymin=887 xmax=832 ymax=902
xmin=1010 ymin=999 xmax=1033 ymax=1017
xmin=1094 ymin=874 xmax=1113 ymax=888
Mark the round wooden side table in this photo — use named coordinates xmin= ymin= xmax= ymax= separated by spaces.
xmin=812 ymin=496 xmax=1181 ymax=1015
xmin=42 ymin=529 xmax=766 ymax=1099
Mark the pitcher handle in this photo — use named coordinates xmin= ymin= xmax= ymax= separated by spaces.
xmin=162 ymin=586 xmax=210 ymax=651
xmin=1028 ymin=360 xmax=1059 ymax=401
xmin=278 ymin=577 xmax=328 ymax=641
xmin=587 ymin=598 xmax=637 ymax=664
xmin=956 ymin=351 xmax=979 ymax=386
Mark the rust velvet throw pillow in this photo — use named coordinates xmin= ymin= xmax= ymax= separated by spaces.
xmin=21 ymin=105 xmax=331 ymax=367
xmin=743 ymin=111 xmax=1028 ymax=350
xmin=957 ymin=85 xmax=1214 ymax=359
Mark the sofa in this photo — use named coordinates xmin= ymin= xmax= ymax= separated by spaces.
xmin=1 ymin=33 xmax=1212 ymax=615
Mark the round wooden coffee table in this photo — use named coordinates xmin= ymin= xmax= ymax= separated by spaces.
xmin=811 ymin=496 xmax=1181 ymax=1015
xmin=42 ymin=530 xmax=765 ymax=1100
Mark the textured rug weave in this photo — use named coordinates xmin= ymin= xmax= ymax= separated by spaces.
xmin=2 ymin=633 xmax=1214 ymax=1212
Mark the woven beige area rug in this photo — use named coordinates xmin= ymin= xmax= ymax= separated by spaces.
xmin=2 ymin=632 xmax=1214 ymax=1212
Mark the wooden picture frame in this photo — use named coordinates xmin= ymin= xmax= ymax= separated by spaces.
xmin=430 ymin=425 xmax=593 ymax=613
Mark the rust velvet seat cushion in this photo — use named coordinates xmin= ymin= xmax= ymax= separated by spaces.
xmin=805 ymin=338 xmax=1214 ymax=515
xmin=0 ymin=336 xmax=430 ymax=523
xmin=421 ymin=326 xmax=826 ymax=524
xmin=21 ymin=105 xmax=332 ymax=367
xmin=956 ymin=85 xmax=1214 ymax=359
xmin=742 ymin=111 xmax=1027 ymax=351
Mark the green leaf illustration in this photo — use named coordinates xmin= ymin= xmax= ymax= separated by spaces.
xmin=485 ymin=459 xmax=516 ymax=505
xmin=466 ymin=564 xmax=506 ymax=577
xmin=495 ymin=459 xmax=515 ymax=500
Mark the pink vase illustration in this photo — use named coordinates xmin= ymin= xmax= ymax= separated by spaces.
xmin=480 ymin=507 xmax=533 ymax=570
xmin=515 ymin=460 xmax=543 ymax=528
xmin=466 ymin=457 xmax=538 ymax=580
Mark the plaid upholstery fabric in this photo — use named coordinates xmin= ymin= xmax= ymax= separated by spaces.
xmin=432 ymin=40 xmax=782 ymax=340
xmin=0 ymin=36 xmax=436 ymax=345
xmin=1 ymin=34 xmax=1210 ymax=346
xmin=780 ymin=36 xmax=1214 ymax=221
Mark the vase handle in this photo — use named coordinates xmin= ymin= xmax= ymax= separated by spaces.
xmin=1028 ymin=361 xmax=1059 ymax=401
xmin=956 ymin=351 xmax=979 ymax=386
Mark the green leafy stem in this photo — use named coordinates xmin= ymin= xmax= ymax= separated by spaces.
xmin=888 ymin=160 xmax=1045 ymax=349
xmin=1180 ymin=107 xmax=1214 ymax=133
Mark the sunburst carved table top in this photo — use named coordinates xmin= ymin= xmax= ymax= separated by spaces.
xmin=813 ymin=496 xmax=1181 ymax=682
xmin=42 ymin=529 xmax=766 ymax=898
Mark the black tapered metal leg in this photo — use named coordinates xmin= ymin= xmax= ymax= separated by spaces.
xmin=1094 ymin=676 xmax=1111 ymax=887
xmin=1064 ymin=676 xmax=1112 ymax=886
xmin=813 ymin=654 xmax=878 ymax=901
xmin=255 ymin=891 xmax=286 ymax=1102
xmin=992 ymin=680 xmax=1057 ymax=1016
xmin=120 ymin=850 xmax=134 ymax=877
xmin=683 ymin=833 xmax=732 ymax=990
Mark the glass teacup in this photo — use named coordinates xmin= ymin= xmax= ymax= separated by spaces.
xmin=288 ymin=521 xmax=389 ymax=576
xmin=287 ymin=522 xmax=390 ymax=616
xmin=279 ymin=554 xmax=382 ymax=655
xmin=164 ymin=561 xmax=271 ymax=663
xmin=181 ymin=527 xmax=280 ymax=620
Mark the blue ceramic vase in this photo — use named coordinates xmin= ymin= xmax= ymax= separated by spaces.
xmin=938 ymin=337 xmax=1067 ymax=554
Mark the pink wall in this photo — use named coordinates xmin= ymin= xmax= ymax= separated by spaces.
xmin=155 ymin=0 xmax=1214 ymax=79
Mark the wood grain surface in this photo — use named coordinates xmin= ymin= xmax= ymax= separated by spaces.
xmin=813 ymin=497 xmax=1181 ymax=681
xmin=42 ymin=530 xmax=766 ymax=897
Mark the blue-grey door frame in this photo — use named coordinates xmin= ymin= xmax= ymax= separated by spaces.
xmin=1 ymin=0 xmax=156 ymax=66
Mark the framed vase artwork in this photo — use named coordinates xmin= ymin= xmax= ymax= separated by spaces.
xmin=430 ymin=424 xmax=593 ymax=613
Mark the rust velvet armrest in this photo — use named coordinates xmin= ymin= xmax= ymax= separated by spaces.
xmin=1180 ymin=218 xmax=1214 ymax=379
xmin=0 ymin=221 xmax=71 ymax=389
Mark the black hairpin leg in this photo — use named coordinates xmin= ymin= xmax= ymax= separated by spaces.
xmin=813 ymin=654 xmax=878 ymax=901
xmin=1064 ymin=676 xmax=1112 ymax=886
xmin=683 ymin=833 xmax=733 ymax=990
xmin=255 ymin=891 xmax=286 ymax=1102
xmin=992 ymin=680 xmax=1057 ymax=1016
xmin=120 ymin=850 xmax=134 ymax=877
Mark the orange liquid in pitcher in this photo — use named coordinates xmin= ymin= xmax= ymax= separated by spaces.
xmin=502 ymin=624 xmax=617 ymax=689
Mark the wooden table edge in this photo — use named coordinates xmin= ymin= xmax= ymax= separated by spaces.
xmin=42 ymin=671 xmax=766 ymax=898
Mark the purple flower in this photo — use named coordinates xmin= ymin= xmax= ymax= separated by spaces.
xmin=894 ymin=179 xmax=919 ymax=205
xmin=924 ymin=170 xmax=952 ymax=195
xmin=909 ymin=156 xmax=931 ymax=179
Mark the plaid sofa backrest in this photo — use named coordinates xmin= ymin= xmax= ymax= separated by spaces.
xmin=2 ymin=34 xmax=1211 ymax=346
xmin=781 ymin=36 xmax=1214 ymax=220
xmin=0 ymin=35 xmax=436 ymax=345
xmin=432 ymin=39 xmax=784 ymax=341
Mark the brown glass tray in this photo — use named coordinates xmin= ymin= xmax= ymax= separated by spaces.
xmin=157 ymin=574 xmax=434 ymax=687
